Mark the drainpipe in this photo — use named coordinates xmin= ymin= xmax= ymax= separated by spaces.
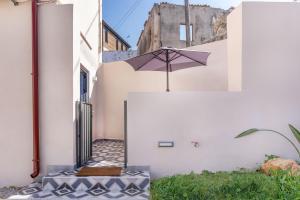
xmin=31 ymin=0 xmax=40 ymax=179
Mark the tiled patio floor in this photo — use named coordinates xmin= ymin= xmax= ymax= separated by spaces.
xmin=5 ymin=140 xmax=149 ymax=199
xmin=87 ymin=140 xmax=125 ymax=167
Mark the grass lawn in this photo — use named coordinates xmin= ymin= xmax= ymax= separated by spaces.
xmin=151 ymin=171 xmax=300 ymax=200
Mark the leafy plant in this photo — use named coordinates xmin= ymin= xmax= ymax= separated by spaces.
xmin=235 ymin=124 xmax=300 ymax=159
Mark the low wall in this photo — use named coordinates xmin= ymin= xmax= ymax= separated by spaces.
xmin=102 ymin=50 xmax=138 ymax=63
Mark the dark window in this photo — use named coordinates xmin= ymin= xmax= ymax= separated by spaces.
xmin=104 ymin=28 xmax=108 ymax=43
xmin=121 ymin=43 xmax=124 ymax=51
xmin=80 ymin=68 xmax=89 ymax=102
xmin=116 ymin=39 xmax=119 ymax=50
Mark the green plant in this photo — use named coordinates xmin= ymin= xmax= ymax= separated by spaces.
xmin=270 ymin=170 xmax=300 ymax=200
xmin=235 ymin=124 xmax=300 ymax=159
xmin=151 ymin=171 xmax=300 ymax=200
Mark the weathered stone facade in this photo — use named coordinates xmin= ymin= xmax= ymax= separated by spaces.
xmin=137 ymin=3 xmax=232 ymax=55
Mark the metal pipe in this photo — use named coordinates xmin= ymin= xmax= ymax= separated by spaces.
xmin=31 ymin=0 xmax=40 ymax=179
xmin=166 ymin=50 xmax=170 ymax=92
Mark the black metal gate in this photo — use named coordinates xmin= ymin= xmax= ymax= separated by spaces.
xmin=76 ymin=101 xmax=93 ymax=168
xmin=124 ymin=101 xmax=128 ymax=168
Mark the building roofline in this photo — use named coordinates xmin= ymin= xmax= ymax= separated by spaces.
xmin=103 ymin=20 xmax=131 ymax=48
xmin=136 ymin=3 xmax=159 ymax=46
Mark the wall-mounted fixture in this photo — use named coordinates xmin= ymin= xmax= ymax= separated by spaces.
xmin=10 ymin=0 xmax=31 ymax=6
xmin=10 ymin=0 xmax=19 ymax=5
xmin=158 ymin=141 xmax=174 ymax=148
xmin=191 ymin=141 xmax=200 ymax=148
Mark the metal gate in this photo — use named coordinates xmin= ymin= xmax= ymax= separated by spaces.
xmin=124 ymin=101 xmax=128 ymax=168
xmin=76 ymin=101 xmax=93 ymax=168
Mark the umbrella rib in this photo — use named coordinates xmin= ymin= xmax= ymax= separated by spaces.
xmin=152 ymin=53 xmax=167 ymax=63
xmin=135 ymin=55 xmax=156 ymax=71
xmin=169 ymin=51 xmax=179 ymax=61
xmin=169 ymin=54 xmax=181 ymax=62
xmin=175 ymin=50 xmax=207 ymax=66
xmin=135 ymin=50 xmax=164 ymax=71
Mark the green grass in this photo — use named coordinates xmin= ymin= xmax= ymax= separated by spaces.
xmin=151 ymin=171 xmax=300 ymax=200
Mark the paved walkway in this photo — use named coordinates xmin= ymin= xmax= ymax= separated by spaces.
xmin=87 ymin=140 xmax=124 ymax=167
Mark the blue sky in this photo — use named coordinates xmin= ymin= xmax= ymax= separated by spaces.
xmin=102 ymin=0 xmax=287 ymax=49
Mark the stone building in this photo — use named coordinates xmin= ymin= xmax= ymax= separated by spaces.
xmin=137 ymin=3 xmax=232 ymax=55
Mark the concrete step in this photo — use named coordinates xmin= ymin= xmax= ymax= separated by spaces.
xmin=38 ymin=169 xmax=150 ymax=199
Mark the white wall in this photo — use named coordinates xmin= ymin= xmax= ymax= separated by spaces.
xmin=39 ymin=4 xmax=74 ymax=173
xmin=0 ymin=0 xmax=100 ymax=187
xmin=0 ymin=0 xmax=33 ymax=187
xmin=40 ymin=0 xmax=100 ymax=174
xmin=227 ymin=3 xmax=242 ymax=91
xmin=72 ymin=0 xmax=100 ymax=147
xmin=96 ymin=40 xmax=228 ymax=140
xmin=127 ymin=2 xmax=300 ymax=178
xmin=0 ymin=2 xmax=74 ymax=187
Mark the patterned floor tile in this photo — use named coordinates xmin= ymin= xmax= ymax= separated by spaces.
xmin=87 ymin=140 xmax=125 ymax=168
xmin=52 ymin=183 xmax=75 ymax=196
xmin=86 ymin=183 xmax=109 ymax=196
xmin=121 ymin=183 xmax=145 ymax=197
xmin=7 ymin=140 xmax=149 ymax=199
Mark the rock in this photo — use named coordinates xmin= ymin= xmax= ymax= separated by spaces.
xmin=261 ymin=158 xmax=300 ymax=175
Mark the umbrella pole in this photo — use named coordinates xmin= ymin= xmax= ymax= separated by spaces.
xmin=166 ymin=64 xmax=170 ymax=92
xmin=166 ymin=50 xmax=170 ymax=92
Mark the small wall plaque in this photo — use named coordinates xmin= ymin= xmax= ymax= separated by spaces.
xmin=158 ymin=141 xmax=174 ymax=147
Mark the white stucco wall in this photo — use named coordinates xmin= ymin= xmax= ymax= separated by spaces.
xmin=0 ymin=0 xmax=33 ymax=187
xmin=227 ymin=3 xmax=242 ymax=91
xmin=72 ymin=0 xmax=100 ymax=161
xmin=0 ymin=1 xmax=74 ymax=187
xmin=0 ymin=0 xmax=100 ymax=187
xmin=96 ymin=40 xmax=228 ymax=140
xmin=39 ymin=4 xmax=74 ymax=173
xmin=127 ymin=2 xmax=300 ymax=178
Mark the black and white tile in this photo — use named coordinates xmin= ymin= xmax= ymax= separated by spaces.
xmin=8 ymin=140 xmax=149 ymax=199
xmin=87 ymin=140 xmax=125 ymax=167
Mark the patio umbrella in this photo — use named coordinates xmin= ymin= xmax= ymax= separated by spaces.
xmin=125 ymin=47 xmax=210 ymax=92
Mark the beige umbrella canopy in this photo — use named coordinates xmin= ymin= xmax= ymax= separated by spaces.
xmin=125 ymin=47 xmax=210 ymax=92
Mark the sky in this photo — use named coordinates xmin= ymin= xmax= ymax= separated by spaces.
xmin=103 ymin=0 xmax=292 ymax=49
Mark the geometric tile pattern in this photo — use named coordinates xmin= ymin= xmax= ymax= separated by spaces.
xmin=9 ymin=140 xmax=149 ymax=199
xmin=15 ymin=169 xmax=150 ymax=199
xmin=42 ymin=170 xmax=150 ymax=192
xmin=86 ymin=140 xmax=125 ymax=168
xmin=52 ymin=183 xmax=75 ymax=196
xmin=86 ymin=183 xmax=109 ymax=196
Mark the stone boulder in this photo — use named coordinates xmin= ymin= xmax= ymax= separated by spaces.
xmin=261 ymin=158 xmax=300 ymax=175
